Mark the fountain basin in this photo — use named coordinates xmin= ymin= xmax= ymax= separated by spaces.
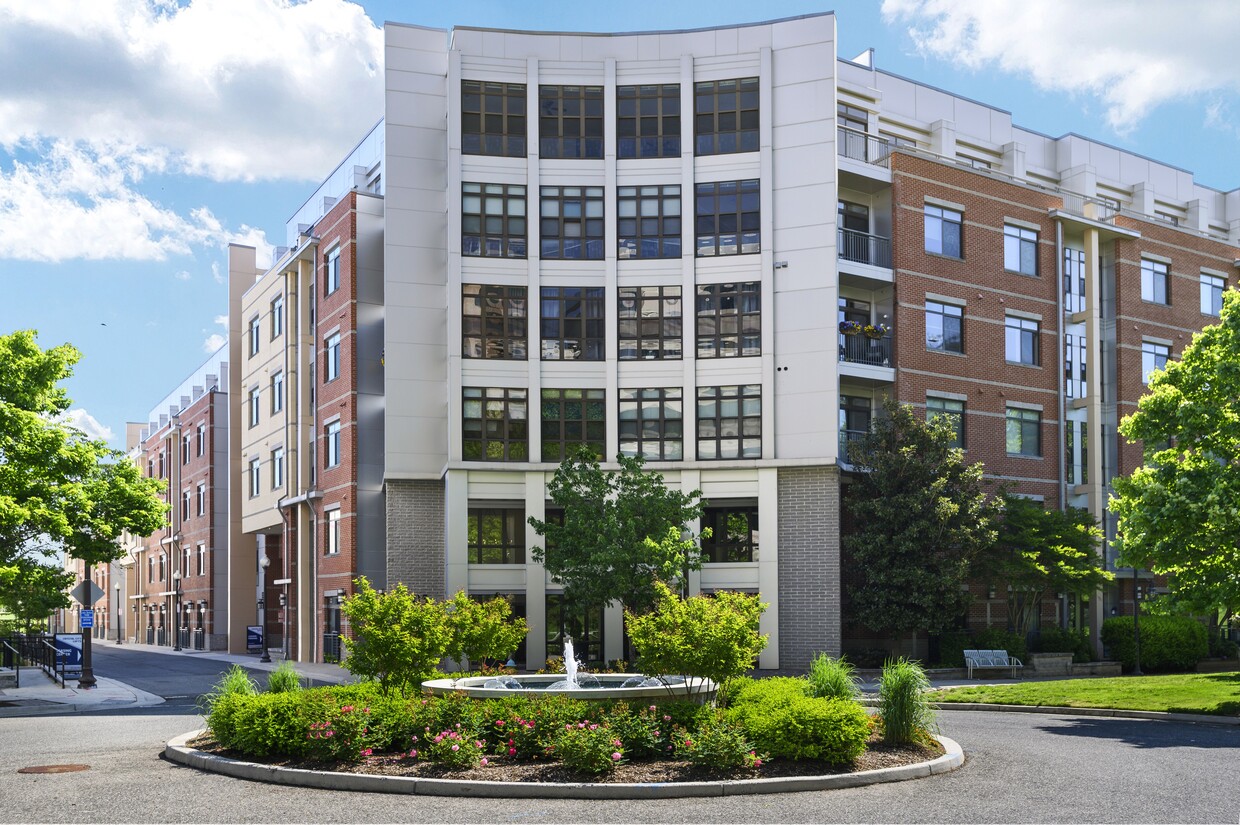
xmin=422 ymin=674 xmax=716 ymax=702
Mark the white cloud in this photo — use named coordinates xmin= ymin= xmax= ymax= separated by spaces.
xmin=60 ymin=408 xmax=115 ymax=442
xmin=202 ymin=333 xmax=226 ymax=353
xmin=174 ymin=270 xmax=191 ymax=281
xmin=213 ymin=314 xmax=228 ymax=327
xmin=881 ymin=0 xmax=1240 ymax=135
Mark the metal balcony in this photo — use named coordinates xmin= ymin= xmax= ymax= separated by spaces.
xmin=838 ymin=228 xmax=892 ymax=269
xmin=837 ymin=126 xmax=891 ymax=168
xmin=839 ymin=333 xmax=892 ymax=367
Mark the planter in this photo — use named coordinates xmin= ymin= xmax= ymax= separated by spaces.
xmin=1195 ymin=658 xmax=1240 ymax=673
xmin=1028 ymin=652 xmax=1072 ymax=677
xmin=1069 ymin=661 xmax=1122 ymax=678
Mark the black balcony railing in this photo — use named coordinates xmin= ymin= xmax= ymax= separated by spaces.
xmin=838 ymin=228 xmax=892 ymax=269
xmin=839 ymin=428 xmax=870 ymax=464
xmin=837 ymin=125 xmax=891 ymax=168
xmin=839 ymin=333 xmax=892 ymax=366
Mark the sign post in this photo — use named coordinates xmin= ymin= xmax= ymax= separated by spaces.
xmin=70 ymin=580 xmax=105 ymax=689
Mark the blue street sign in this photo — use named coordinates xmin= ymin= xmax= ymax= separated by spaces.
xmin=80 ymin=609 xmax=94 ymax=628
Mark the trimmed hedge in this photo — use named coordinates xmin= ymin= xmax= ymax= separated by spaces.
xmin=1031 ymin=627 xmax=1094 ymax=663
xmin=724 ymin=676 xmax=870 ymax=765
xmin=1101 ymin=615 xmax=1208 ymax=672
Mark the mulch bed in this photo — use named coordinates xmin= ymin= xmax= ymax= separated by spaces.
xmin=187 ymin=734 xmax=941 ymax=784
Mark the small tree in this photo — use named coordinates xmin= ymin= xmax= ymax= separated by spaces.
xmin=339 ymin=577 xmax=450 ymax=695
xmin=843 ymin=399 xmax=1000 ymax=637
xmin=443 ymin=590 xmax=528 ymax=670
xmin=625 ymin=581 xmax=768 ymax=696
xmin=0 ymin=559 xmax=72 ymax=634
xmin=529 ymin=447 xmax=707 ymax=617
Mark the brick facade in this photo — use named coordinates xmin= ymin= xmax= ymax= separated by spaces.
xmin=386 ymin=479 xmax=446 ymax=599
xmin=776 ymin=466 xmax=841 ymax=670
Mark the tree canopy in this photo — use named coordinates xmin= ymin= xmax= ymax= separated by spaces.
xmin=842 ymin=398 xmax=1000 ymax=636
xmin=528 ymin=448 xmax=707 ymax=616
xmin=1111 ymin=289 xmax=1240 ymax=625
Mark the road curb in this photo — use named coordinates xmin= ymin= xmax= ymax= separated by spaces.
xmin=164 ymin=730 xmax=964 ymax=799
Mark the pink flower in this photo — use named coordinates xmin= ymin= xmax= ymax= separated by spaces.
xmin=496 ymin=720 xmax=504 ymax=726
xmin=611 ymin=752 xmax=621 ymax=761
xmin=663 ymin=715 xmax=671 ymax=722
xmin=565 ymin=724 xmax=572 ymax=731
xmin=589 ymin=724 xmax=598 ymax=731
xmin=613 ymin=739 xmax=621 ymax=747
xmin=508 ymin=738 xmax=514 ymax=745
xmin=508 ymin=747 xmax=516 ymax=756
xmin=754 ymin=758 xmax=762 ymax=767
xmin=475 ymin=740 xmax=485 ymax=748
xmin=578 ymin=722 xmax=586 ymax=729
xmin=410 ymin=749 xmax=418 ymax=758
xmin=411 ymin=735 xmax=418 ymax=742
xmin=360 ymin=748 xmax=373 ymax=757
xmin=451 ymin=744 xmax=459 ymax=752
xmin=649 ymin=705 xmax=656 ymax=712
xmin=480 ymin=758 xmax=488 ymax=766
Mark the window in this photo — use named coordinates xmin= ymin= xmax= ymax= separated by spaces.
xmin=540 ymin=287 xmax=604 ymax=360
xmin=248 ymin=316 xmax=260 ymax=357
xmin=196 ymin=482 xmax=206 ymax=517
xmin=271 ymin=371 xmax=283 ymax=414
xmin=1066 ymin=420 xmax=1089 ymax=485
xmin=539 ymin=186 xmax=604 ymax=260
xmin=697 ymin=385 xmax=761 ymax=460
xmin=839 ymin=395 xmax=872 ymax=458
xmin=618 ymin=387 xmax=683 ymax=460
xmin=181 ymin=434 xmax=191 ymax=465
xmin=1004 ymin=225 xmax=1038 ymax=276
xmin=695 ymin=179 xmax=760 ymax=256
xmin=1005 ymin=407 xmax=1041 ymax=457
xmin=148 ymin=555 xmax=154 ymax=583
xmin=701 ymin=506 xmax=759 ymax=562
xmin=617 ymin=84 xmax=680 ymax=158
xmin=541 ymin=388 xmax=606 ymax=462
xmin=926 ymin=300 xmax=964 ymax=353
xmin=197 ymin=544 xmax=206 ymax=577
xmin=617 ymin=185 xmax=681 ymax=259
xmin=183 ymin=548 xmax=191 ymax=578
xmin=1064 ymin=247 xmax=1086 ymax=314
xmin=926 ymin=396 xmax=965 ymax=449
xmin=181 ymin=490 xmax=191 ymax=521
xmin=837 ymin=102 xmax=868 ymax=131
xmin=696 ymin=282 xmax=760 ymax=358
xmin=196 ymin=423 xmax=206 ymax=457
xmin=1065 ymin=334 xmax=1087 ymax=399
xmin=462 ymin=388 xmax=528 ymax=461
xmin=325 ymin=333 xmax=341 ymax=381
xmin=462 ymin=80 xmax=526 ymax=157
xmin=466 ymin=508 xmax=525 ymax=564
xmin=158 ymin=451 xmax=165 ymax=477
xmin=325 ymin=509 xmax=340 ymax=556
xmin=618 ymin=286 xmax=682 ymax=360
xmin=462 ymin=183 xmax=527 ymax=258
xmin=1201 ymin=272 xmax=1225 ymax=316
xmin=924 ymin=205 xmax=962 ymax=258
xmin=1142 ymin=340 xmax=1170 ymax=384
xmin=539 ymin=85 xmax=603 ymax=159
xmin=325 ymin=421 xmax=341 ymax=468
xmin=1005 ymin=315 xmax=1040 ymax=366
xmin=271 ymin=294 xmax=284 ymax=338
xmin=248 ymin=387 xmax=260 ymax=428
xmin=248 ymin=458 xmax=261 ymax=497
xmin=1141 ymin=258 xmax=1169 ymax=304
xmin=158 ymin=553 xmax=166 ymax=582
xmin=462 ymin=285 xmax=527 ymax=359
xmin=271 ymin=447 xmax=284 ymax=489
xmin=326 ymin=247 xmax=341 ymax=295
xmin=546 ymin=593 xmax=602 ymax=663
xmin=694 ymin=77 xmax=759 ymax=155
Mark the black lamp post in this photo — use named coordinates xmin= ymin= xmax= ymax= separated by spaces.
xmin=114 ymin=581 xmax=122 ymax=645
xmin=259 ymin=555 xmax=271 ymax=663
xmin=171 ymin=570 xmax=182 ymax=652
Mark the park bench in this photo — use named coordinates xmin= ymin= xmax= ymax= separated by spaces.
xmin=963 ymin=649 xmax=1024 ymax=680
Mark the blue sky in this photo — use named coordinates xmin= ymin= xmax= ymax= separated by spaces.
xmin=3 ymin=0 xmax=1239 ymax=449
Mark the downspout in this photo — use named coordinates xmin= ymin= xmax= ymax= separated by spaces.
xmin=1055 ymin=220 xmax=1067 ymax=512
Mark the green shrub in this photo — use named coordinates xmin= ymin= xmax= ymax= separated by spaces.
xmin=807 ymin=654 xmax=860 ymax=701
xmin=1101 ymin=615 xmax=1209 ymax=672
xmin=229 ymin=692 xmax=318 ymax=759
xmin=841 ymin=648 xmax=889 ymax=669
xmin=730 ymin=695 xmax=869 ymax=764
xmin=340 ymin=576 xmax=451 ymax=695
xmin=971 ymin=626 xmax=1028 ymax=661
xmin=443 ymin=591 xmax=528 ymax=670
xmin=1032 ymin=627 xmax=1094 ymax=663
xmin=305 ymin=698 xmax=376 ymax=763
xmin=201 ymin=664 xmax=258 ymax=717
xmin=725 ymin=676 xmax=811 ymax=709
xmin=936 ymin=631 xmax=971 ymax=668
xmin=412 ymin=727 xmax=486 ymax=769
xmin=266 ymin=660 xmax=302 ymax=693
xmin=878 ymin=657 xmax=935 ymax=746
xmin=1209 ymin=634 xmax=1239 ymax=660
xmin=553 ymin=722 xmax=624 ymax=774
xmin=676 ymin=712 xmax=763 ymax=769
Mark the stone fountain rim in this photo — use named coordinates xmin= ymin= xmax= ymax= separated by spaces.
xmin=421 ymin=673 xmax=717 ymax=700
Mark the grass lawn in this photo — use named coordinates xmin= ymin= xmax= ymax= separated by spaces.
xmin=930 ymin=671 xmax=1240 ymax=716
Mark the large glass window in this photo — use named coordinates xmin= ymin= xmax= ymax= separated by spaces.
xmin=271 ymin=294 xmax=284 ymax=338
xmin=697 ymin=385 xmax=761 ymax=460
xmin=694 ymin=77 xmax=759 ymax=155
xmin=248 ymin=387 xmax=260 ymax=428
xmin=1005 ymin=315 xmax=1040 ymax=366
xmin=539 ymin=186 xmax=604 ymax=260
xmin=248 ymin=458 xmax=260 ymax=498
xmin=467 ymin=508 xmax=525 ymax=564
xmin=271 ymin=371 xmax=283 ymax=414
xmin=462 ymin=80 xmax=526 ymax=157
xmin=540 ymin=287 xmax=604 ymax=361
xmin=545 ymin=594 xmax=602 ymax=663
xmin=926 ymin=396 xmax=965 ymax=449
xmin=325 ymin=509 xmax=340 ymax=556
xmin=618 ymin=286 xmax=682 ymax=360
xmin=618 ymin=388 xmax=683 ymax=460
xmin=462 ymin=285 xmax=527 ymax=360
xmin=1004 ymin=224 xmax=1038 ymax=276
xmin=539 ymin=85 xmax=603 ymax=159
xmin=325 ymin=421 xmax=341 ymax=467
xmin=1006 ymin=407 xmax=1041 ymax=457
xmin=1201 ymin=272 xmax=1225 ymax=316
xmin=839 ymin=395 xmax=871 ymax=461
xmin=1064 ymin=247 xmax=1086 ymax=314
xmin=326 ymin=247 xmax=340 ymax=295
xmin=196 ymin=482 xmax=206 ymax=516
xmin=926 ymin=300 xmax=964 ymax=353
xmin=196 ymin=423 xmax=206 ymax=457
xmin=462 ymin=183 xmax=527 ymax=258
xmin=325 ymin=332 xmax=340 ymax=381
xmin=463 ymin=388 xmax=528 ymax=461
xmin=617 ymin=185 xmax=681 ymax=259
xmin=617 ymin=84 xmax=680 ymax=158
xmin=1141 ymin=258 xmax=1169 ymax=305
xmin=695 ymin=179 xmax=759 ymax=256
xmin=271 ymin=447 xmax=284 ymax=489
xmin=924 ymin=205 xmax=962 ymax=258
xmin=1065 ymin=333 xmax=1087 ymax=399
xmin=1142 ymin=340 xmax=1170 ymax=384
xmin=248 ymin=316 xmax=260 ymax=357
xmin=696 ymin=282 xmax=760 ymax=358
xmin=541 ymin=389 xmax=606 ymax=462
xmin=701 ymin=506 xmax=759 ymax=563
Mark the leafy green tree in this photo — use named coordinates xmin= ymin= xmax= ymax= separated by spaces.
xmin=0 ymin=559 xmax=72 ymax=633
xmin=1111 ymin=290 xmax=1240 ymax=629
xmin=843 ymin=398 xmax=1000 ymax=636
xmin=625 ymin=581 xmax=768 ymax=696
xmin=0 ymin=330 xmax=166 ymax=576
xmin=339 ymin=577 xmax=451 ymax=695
xmin=983 ymin=495 xmax=1111 ymax=634
xmin=443 ymin=590 xmax=528 ymax=670
xmin=529 ymin=448 xmax=707 ymax=616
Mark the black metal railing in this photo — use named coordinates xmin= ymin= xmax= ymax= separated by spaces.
xmin=323 ymin=632 xmax=342 ymax=664
xmin=838 ymin=227 xmax=892 ymax=269
xmin=837 ymin=125 xmax=891 ymax=168
xmin=1 ymin=639 xmax=20 ymax=688
xmin=839 ymin=333 xmax=892 ymax=366
xmin=839 ymin=429 xmax=870 ymax=464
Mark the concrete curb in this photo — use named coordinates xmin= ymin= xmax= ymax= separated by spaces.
xmin=164 ymin=730 xmax=964 ymax=799
xmin=925 ymin=701 xmax=1240 ymax=726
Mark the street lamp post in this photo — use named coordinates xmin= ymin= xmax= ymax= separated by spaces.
xmin=114 ymin=581 xmax=122 ymax=645
xmin=259 ymin=554 xmax=271 ymax=663
xmin=171 ymin=570 xmax=182 ymax=652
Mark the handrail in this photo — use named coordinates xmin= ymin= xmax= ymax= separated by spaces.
xmin=39 ymin=639 xmax=68 ymax=687
xmin=1 ymin=640 xmax=19 ymax=688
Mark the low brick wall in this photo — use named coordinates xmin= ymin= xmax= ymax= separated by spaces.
xmin=1070 ymin=661 xmax=1122 ymax=677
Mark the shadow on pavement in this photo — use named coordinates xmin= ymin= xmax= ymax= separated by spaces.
xmin=1035 ymin=716 xmax=1239 ymax=749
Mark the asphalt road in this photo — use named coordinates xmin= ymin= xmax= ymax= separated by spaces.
xmin=88 ymin=644 xmax=271 ymax=708
xmin=2 ymin=703 xmax=1237 ymax=823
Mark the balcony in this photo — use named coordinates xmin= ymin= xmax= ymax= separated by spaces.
xmin=837 ymin=126 xmax=890 ymax=168
xmin=838 ymin=227 xmax=891 ymax=269
xmin=839 ymin=331 xmax=891 ymax=367
xmin=838 ymin=429 xmax=869 ymax=465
